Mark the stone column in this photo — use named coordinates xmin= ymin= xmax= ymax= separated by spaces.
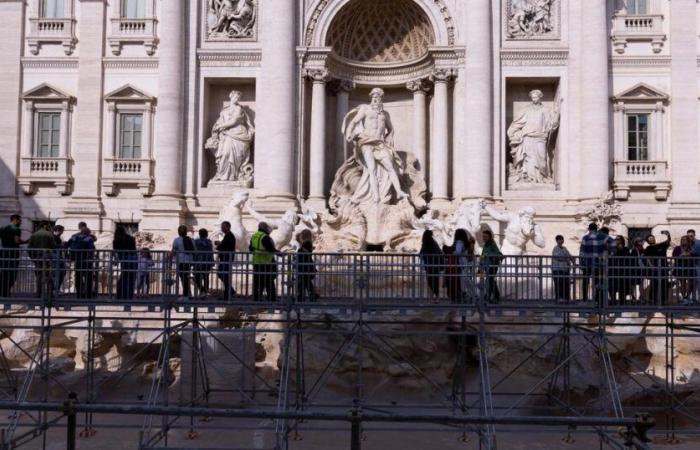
xmin=430 ymin=69 xmax=453 ymax=203
xmin=66 ymin=0 xmax=106 ymax=227
xmin=59 ymin=101 xmax=70 ymax=158
xmin=331 ymin=80 xmax=354 ymax=166
xmin=458 ymin=0 xmax=493 ymax=199
xmin=580 ymin=0 xmax=610 ymax=197
xmin=255 ymin=0 xmax=297 ymax=208
xmin=306 ymin=69 xmax=330 ymax=203
xmin=143 ymin=102 xmax=153 ymax=159
xmin=153 ymin=0 xmax=184 ymax=198
xmin=105 ymin=104 xmax=117 ymax=158
xmin=653 ymin=102 xmax=664 ymax=161
xmin=0 ymin=1 xmax=24 ymax=213
xmin=21 ymin=102 xmax=34 ymax=159
xmin=406 ymin=78 xmax=431 ymax=175
xmin=612 ymin=102 xmax=624 ymax=161
xmin=669 ymin=0 xmax=699 ymax=205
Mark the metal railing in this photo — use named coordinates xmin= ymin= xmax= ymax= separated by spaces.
xmin=1 ymin=249 xmax=698 ymax=310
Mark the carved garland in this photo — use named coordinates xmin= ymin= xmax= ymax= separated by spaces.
xmin=304 ymin=0 xmax=455 ymax=47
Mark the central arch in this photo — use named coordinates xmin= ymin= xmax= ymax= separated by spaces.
xmin=305 ymin=0 xmax=454 ymax=49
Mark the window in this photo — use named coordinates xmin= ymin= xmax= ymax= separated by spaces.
xmin=119 ymin=113 xmax=143 ymax=159
xmin=626 ymin=0 xmax=648 ymax=15
xmin=32 ymin=220 xmax=56 ymax=232
xmin=37 ymin=112 xmax=61 ymax=158
xmin=121 ymin=0 xmax=147 ymax=18
xmin=41 ymin=0 xmax=65 ymax=18
xmin=627 ymin=114 xmax=649 ymax=161
xmin=115 ymin=222 xmax=139 ymax=234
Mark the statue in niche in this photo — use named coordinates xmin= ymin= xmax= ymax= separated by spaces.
xmin=485 ymin=205 xmax=546 ymax=256
xmin=507 ymin=89 xmax=560 ymax=188
xmin=208 ymin=0 xmax=257 ymax=39
xmin=340 ymin=88 xmax=409 ymax=205
xmin=508 ymin=0 xmax=554 ymax=38
xmin=205 ymin=90 xmax=255 ymax=187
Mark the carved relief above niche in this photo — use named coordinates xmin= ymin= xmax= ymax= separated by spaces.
xmin=505 ymin=0 xmax=560 ymax=41
xmin=205 ymin=0 xmax=258 ymax=41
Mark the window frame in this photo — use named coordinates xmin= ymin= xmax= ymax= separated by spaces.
xmin=120 ymin=0 xmax=147 ymax=19
xmin=40 ymin=0 xmax=65 ymax=19
xmin=35 ymin=111 xmax=62 ymax=158
xmin=626 ymin=0 xmax=649 ymax=15
xmin=625 ymin=113 xmax=650 ymax=161
xmin=117 ymin=112 xmax=144 ymax=159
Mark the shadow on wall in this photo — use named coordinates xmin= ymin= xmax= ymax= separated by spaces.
xmin=0 ymin=157 xmax=41 ymax=235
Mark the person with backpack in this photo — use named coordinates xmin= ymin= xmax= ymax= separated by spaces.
xmin=296 ymin=233 xmax=318 ymax=302
xmin=194 ymin=228 xmax=215 ymax=298
xmin=28 ymin=221 xmax=55 ymax=299
xmin=443 ymin=229 xmax=471 ymax=304
xmin=113 ymin=226 xmax=137 ymax=300
xmin=68 ymin=226 xmax=97 ymax=299
xmin=419 ymin=230 xmax=444 ymax=301
xmin=249 ymin=222 xmax=278 ymax=302
xmin=171 ymin=225 xmax=195 ymax=299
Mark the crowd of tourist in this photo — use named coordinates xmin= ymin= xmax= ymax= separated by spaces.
xmin=1 ymin=213 xmax=700 ymax=305
xmin=0 ymin=215 xmax=319 ymax=302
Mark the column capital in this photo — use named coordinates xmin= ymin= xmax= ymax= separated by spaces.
xmin=406 ymin=78 xmax=432 ymax=93
xmin=304 ymin=68 xmax=331 ymax=83
xmin=612 ymin=102 xmax=625 ymax=113
xmin=430 ymin=68 xmax=457 ymax=83
xmin=328 ymin=79 xmax=355 ymax=95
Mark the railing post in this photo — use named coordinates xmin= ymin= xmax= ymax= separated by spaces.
xmin=350 ymin=409 xmax=361 ymax=450
xmin=65 ymin=392 xmax=77 ymax=450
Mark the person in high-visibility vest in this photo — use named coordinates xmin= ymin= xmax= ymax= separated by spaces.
xmin=249 ymin=222 xmax=278 ymax=302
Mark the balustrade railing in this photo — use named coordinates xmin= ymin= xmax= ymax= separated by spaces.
xmin=614 ymin=160 xmax=667 ymax=181
xmin=1 ymin=250 xmax=697 ymax=310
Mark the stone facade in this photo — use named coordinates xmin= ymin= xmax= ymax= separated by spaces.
xmin=0 ymin=0 xmax=698 ymax=251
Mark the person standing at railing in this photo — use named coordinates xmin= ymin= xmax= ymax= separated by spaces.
xmin=608 ymin=236 xmax=631 ymax=305
xmin=137 ymin=248 xmax=154 ymax=297
xmin=113 ymin=226 xmax=137 ymax=300
xmin=419 ymin=230 xmax=444 ymax=301
xmin=28 ymin=221 xmax=56 ymax=299
xmin=443 ymin=229 xmax=469 ymax=304
xmin=171 ymin=225 xmax=195 ymax=300
xmin=194 ymin=228 xmax=215 ymax=298
xmin=52 ymin=225 xmax=66 ymax=296
xmin=250 ymin=222 xmax=278 ymax=302
xmin=68 ymin=227 xmax=97 ymax=299
xmin=579 ymin=223 xmax=608 ymax=302
xmin=296 ymin=234 xmax=319 ymax=302
xmin=644 ymin=230 xmax=671 ymax=306
xmin=673 ymin=235 xmax=694 ymax=305
xmin=0 ymin=215 xmax=27 ymax=298
xmin=480 ymin=230 xmax=503 ymax=303
xmin=215 ymin=222 xmax=236 ymax=301
xmin=630 ymin=238 xmax=647 ymax=302
xmin=551 ymin=235 xmax=573 ymax=302
xmin=689 ymin=229 xmax=700 ymax=303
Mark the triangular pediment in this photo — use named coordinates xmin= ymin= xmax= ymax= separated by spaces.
xmin=105 ymin=84 xmax=155 ymax=102
xmin=22 ymin=83 xmax=73 ymax=101
xmin=612 ymin=83 xmax=669 ymax=102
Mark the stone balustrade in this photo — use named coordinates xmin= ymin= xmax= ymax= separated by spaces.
xmin=108 ymin=17 xmax=158 ymax=56
xmin=18 ymin=156 xmax=72 ymax=195
xmin=611 ymin=14 xmax=665 ymax=54
xmin=101 ymin=158 xmax=154 ymax=196
xmin=27 ymin=17 xmax=76 ymax=55
xmin=613 ymin=160 xmax=671 ymax=201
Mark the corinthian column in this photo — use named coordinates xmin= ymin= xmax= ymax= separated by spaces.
xmin=580 ymin=0 xmax=610 ymax=197
xmin=406 ymin=78 xmax=431 ymax=175
xmin=330 ymin=80 xmax=354 ymax=167
xmin=431 ymin=69 xmax=454 ymax=203
xmin=458 ymin=0 xmax=493 ymax=199
xmin=255 ymin=0 xmax=297 ymax=205
xmin=306 ymin=69 xmax=330 ymax=203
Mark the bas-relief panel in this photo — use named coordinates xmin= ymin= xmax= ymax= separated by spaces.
xmin=504 ymin=0 xmax=561 ymax=41
xmin=204 ymin=0 xmax=258 ymax=42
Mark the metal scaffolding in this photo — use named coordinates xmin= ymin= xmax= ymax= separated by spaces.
xmin=0 ymin=250 xmax=697 ymax=449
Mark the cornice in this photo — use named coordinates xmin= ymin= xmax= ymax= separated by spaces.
xmin=21 ymin=57 xmax=79 ymax=69
xmin=103 ymin=58 xmax=158 ymax=69
xmin=500 ymin=49 xmax=568 ymax=66
xmin=197 ymin=49 xmax=262 ymax=68
xmin=610 ymin=55 xmax=671 ymax=68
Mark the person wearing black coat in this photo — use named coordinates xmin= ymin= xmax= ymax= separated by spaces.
xmin=296 ymin=239 xmax=318 ymax=302
xmin=215 ymin=221 xmax=236 ymax=300
xmin=644 ymin=230 xmax=671 ymax=306
xmin=608 ymin=236 xmax=631 ymax=304
xmin=113 ymin=226 xmax=137 ymax=300
xmin=419 ymin=230 xmax=443 ymax=300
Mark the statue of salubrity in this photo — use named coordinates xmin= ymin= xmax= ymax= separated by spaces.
xmin=206 ymin=90 xmax=255 ymax=187
xmin=507 ymin=89 xmax=561 ymax=188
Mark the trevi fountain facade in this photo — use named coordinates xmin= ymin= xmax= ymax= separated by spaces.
xmin=0 ymin=0 xmax=698 ymax=250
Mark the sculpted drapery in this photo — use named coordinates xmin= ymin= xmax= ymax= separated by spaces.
xmin=206 ymin=90 xmax=255 ymax=185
